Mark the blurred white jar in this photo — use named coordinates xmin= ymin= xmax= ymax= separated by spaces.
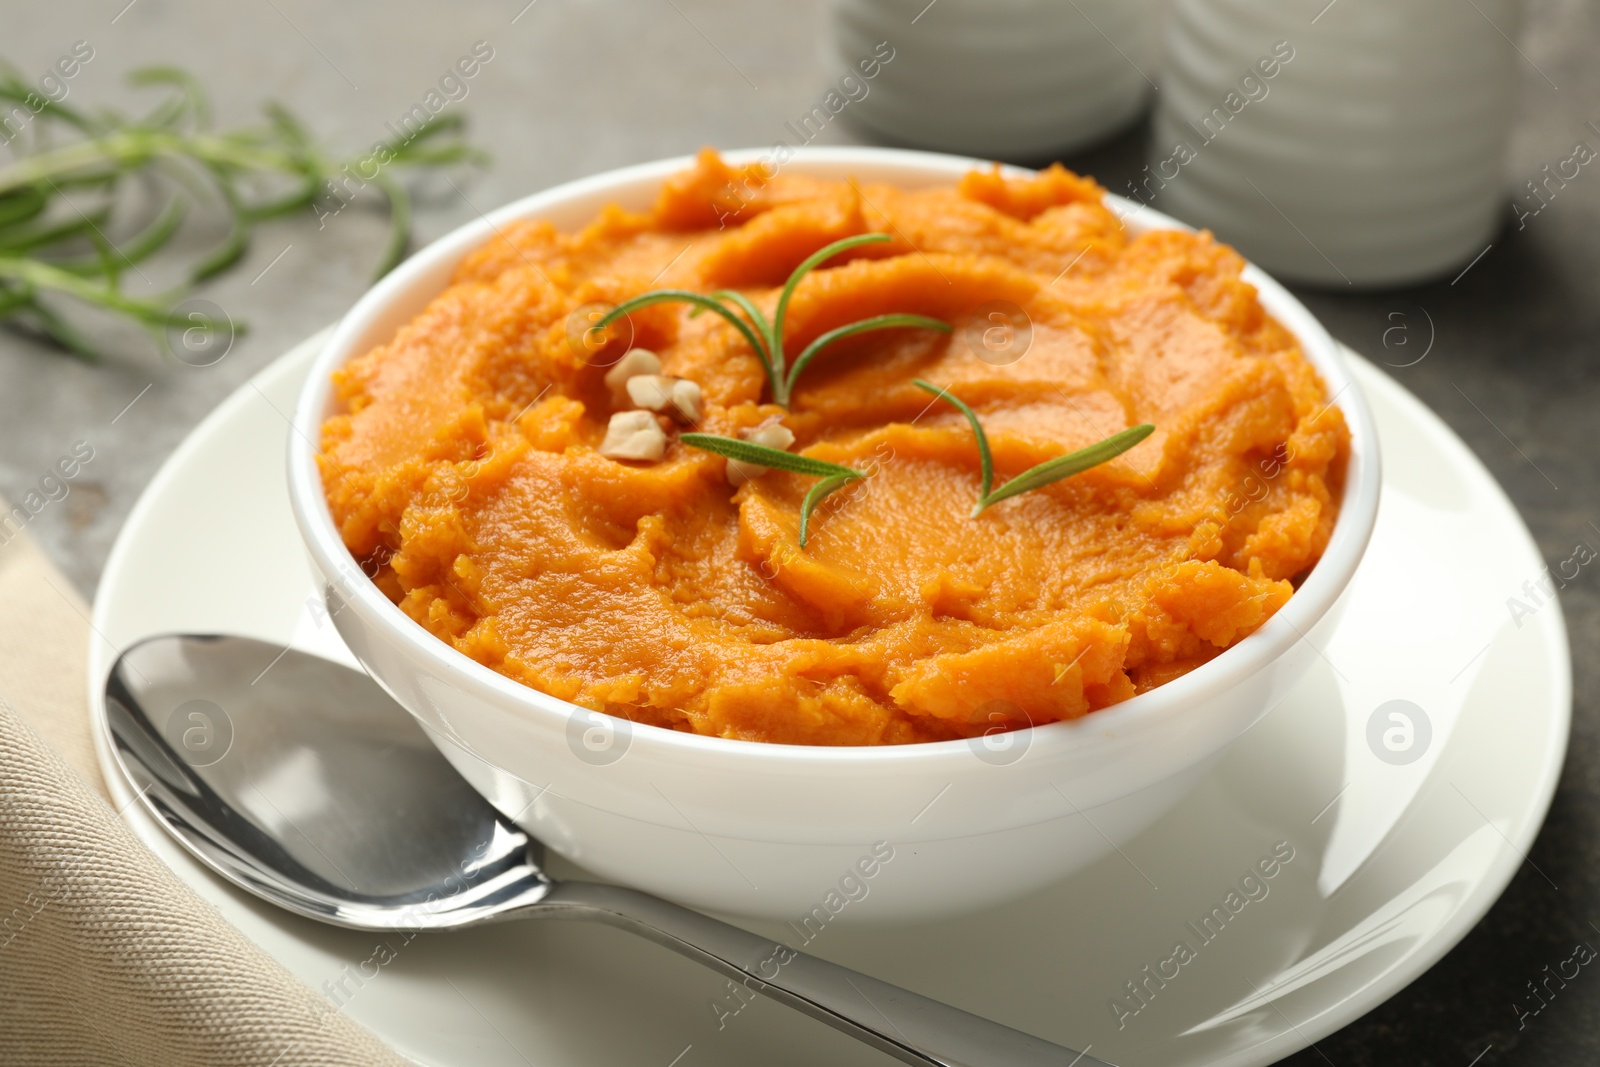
xmin=1147 ymin=0 xmax=1520 ymax=287
xmin=830 ymin=0 xmax=1157 ymax=160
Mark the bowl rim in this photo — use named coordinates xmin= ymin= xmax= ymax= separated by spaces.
xmin=286 ymin=144 xmax=1381 ymax=770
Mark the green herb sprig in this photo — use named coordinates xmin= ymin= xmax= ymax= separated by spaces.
xmin=594 ymin=232 xmax=950 ymax=407
xmin=679 ymin=432 xmax=862 ymax=547
xmin=0 ymin=64 xmax=484 ymax=359
xmin=913 ymin=379 xmax=1155 ymax=516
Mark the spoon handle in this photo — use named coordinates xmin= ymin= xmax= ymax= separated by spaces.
xmin=527 ymin=881 xmax=1113 ymax=1067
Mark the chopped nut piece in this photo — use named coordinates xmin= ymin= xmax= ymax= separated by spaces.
xmin=599 ymin=410 xmax=666 ymax=462
xmin=726 ymin=421 xmax=797 ymax=486
xmin=669 ymin=377 xmax=702 ymax=423
xmin=626 ymin=374 xmax=673 ymax=409
xmin=627 ymin=374 xmax=701 ymax=424
xmin=602 ymin=348 xmax=661 ymax=396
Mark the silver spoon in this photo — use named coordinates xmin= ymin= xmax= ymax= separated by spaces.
xmin=105 ymin=634 xmax=1111 ymax=1067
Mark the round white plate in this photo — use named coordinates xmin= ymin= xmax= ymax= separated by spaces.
xmin=89 ymin=333 xmax=1570 ymax=1067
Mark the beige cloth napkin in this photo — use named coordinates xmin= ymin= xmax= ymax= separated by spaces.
xmin=0 ymin=509 xmax=407 ymax=1066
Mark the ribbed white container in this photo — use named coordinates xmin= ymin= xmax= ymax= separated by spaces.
xmin=1149 ymin=0 xmax=1520 ymax=287
xmin=830 ymin=0 xmax=1156 ymax=159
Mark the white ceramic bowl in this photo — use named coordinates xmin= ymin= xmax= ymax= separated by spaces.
xmin=287 ymin=147 xmax=1381 ymax=924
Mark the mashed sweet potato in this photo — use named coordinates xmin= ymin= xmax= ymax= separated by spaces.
xmin=319 ymin=150 xmax=1348 ymax=745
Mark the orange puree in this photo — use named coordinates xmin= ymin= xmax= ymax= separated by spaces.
xmin=319 ymin=150 xmax=1349 ymax=746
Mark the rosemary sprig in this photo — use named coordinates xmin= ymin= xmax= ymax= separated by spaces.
xmin=800 ymin=474 xmax=858 ymax=548
xmin=595 ymin=232 xmax=949 ymax=407
xmin=913 ymin=379 xmax=1155 ymax=516
xmin=679 ymin=433 xmax=863 ymax=546
xmin=0 ymin=63 xmax=484 ymax=360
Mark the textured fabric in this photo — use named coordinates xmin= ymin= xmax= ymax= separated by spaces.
xmin=0 ymin=513 xmax=405 ymax=1066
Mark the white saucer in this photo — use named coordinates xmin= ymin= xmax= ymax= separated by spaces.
xmin=89 ymin=333 xmax=1570 ymax=1067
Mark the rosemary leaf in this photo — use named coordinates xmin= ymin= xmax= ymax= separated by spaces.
xmin=771 ymin=233 xmax=891 ymax=376
xmin=130 ymin=66 xmax=211 ymax=129
xmin=596 ymin=290 xmax=775 ymax=397
xmin=705 ymin=288 xmax=773 ymax=343
xmin=913 ymin=379 xmax=1154 ymax=515
xmin=799 ymin=473 xmax=857 ymax=548
xmin=787 ymin=314 xmax=950 ymax=397
xmin=368 ymin=169 xmax=412 ymax=281
xmin=0 ymin=187 xmax=48 ymax=229
xmin=680 ymin=433 xmax=864 ymax=480
xmin=983 ymin=424 xmax=1156 ymax=509
xmin=50 ymin=197 xmax=185 ymax=275
xmin=705 ymin=287 xmax=778 ymax=382
xmin=912 ymin=379 xmax=994 ymax=506
xmin=0 ymin=256 xmax=181 ymax=326
xmin=598 ymin=231 xmax=945 ymax=409
xmin=189 ymin=172 xmax=250 ymax=281
xmin=7 ymin=210 xmax=113 ymax=260
xmin=23 ymin=298 xmax=101 ymax=361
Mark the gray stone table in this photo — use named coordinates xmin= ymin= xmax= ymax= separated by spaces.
xmin=3 ymin=1 xmax=1597 ymax=1063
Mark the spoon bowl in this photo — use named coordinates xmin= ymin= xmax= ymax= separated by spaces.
xmin=105 ymin=634 xmax=553 ymax=930
xmin=104 ymin=633 xmax=1113 ymax=1067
